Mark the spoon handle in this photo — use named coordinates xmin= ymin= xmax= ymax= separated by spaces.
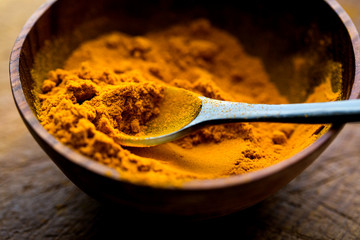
xmin=194 ymin=97 xmax=360 ymax=124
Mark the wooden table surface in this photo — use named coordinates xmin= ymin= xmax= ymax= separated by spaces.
xmin=1 ymin=0 xmax=360 ymax=239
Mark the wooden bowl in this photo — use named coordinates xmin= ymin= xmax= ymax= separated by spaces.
xmin=10 ymin=0 xmax=360 ymax=219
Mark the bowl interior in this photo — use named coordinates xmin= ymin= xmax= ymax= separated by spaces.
xmin=24 ymin=0 xmax=356 ymax=107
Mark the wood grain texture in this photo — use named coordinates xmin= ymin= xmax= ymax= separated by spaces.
xmin=2 ymin=0 xmax=360 ymax=239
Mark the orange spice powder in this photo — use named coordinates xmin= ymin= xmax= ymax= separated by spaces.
xmin=34 ymin=19 xmax=342 ymax=187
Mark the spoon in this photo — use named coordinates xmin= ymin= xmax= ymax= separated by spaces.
xmin=117 ymin=87 xmax=360 ymax=147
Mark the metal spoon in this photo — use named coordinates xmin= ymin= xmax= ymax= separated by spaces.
xmin=117 ymin=87 xmax=360 ymax=147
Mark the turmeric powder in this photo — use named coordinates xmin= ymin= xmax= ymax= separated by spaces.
xmin=34 ymin=19 xmax=342 ymax=187
xmin=141 ymin=87 xmax=202 ymax=137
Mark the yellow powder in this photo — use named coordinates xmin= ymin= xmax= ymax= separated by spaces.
xmin=34 ymin=19 xmax=342 ymax=187
xmin=144 ymin=87 xmax=202 ymax=137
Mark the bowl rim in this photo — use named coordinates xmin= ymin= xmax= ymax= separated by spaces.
xmin=9 ymin=0 xmax=360 ymax=191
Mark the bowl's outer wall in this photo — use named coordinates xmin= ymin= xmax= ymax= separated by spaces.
xmin=21 ymin=113 xmax=342 ymax=218
xmin=10 ymin=0 xmax=359 ymax=217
